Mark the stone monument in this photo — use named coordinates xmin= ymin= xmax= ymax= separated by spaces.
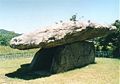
xmin=10 ymin=21 xmax=116 ymax=73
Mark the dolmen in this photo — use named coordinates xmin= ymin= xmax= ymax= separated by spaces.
xmin=10 ymin=21 xmax=116 ymax=74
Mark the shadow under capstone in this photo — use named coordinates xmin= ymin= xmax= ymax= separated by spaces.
xmin=5 ymin=63 xmax=51 ymax=80
xmin=6 ymin=41 xmax=95 ymax=80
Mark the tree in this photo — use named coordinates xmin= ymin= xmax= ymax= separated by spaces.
xmin=95 ymin=20 xmax=120 ymax=58
xmin=0 ymin=29 xmax=20 ymax=46
xmin=0 ymin=35 xmax=8 ymax=46
xmin=112 ymin=20 xmax=120 ymax=57
xmin=113 ymin=20 xmax=120 ymax=32
xmin=70 ymin=14 xmax=77 ymax=21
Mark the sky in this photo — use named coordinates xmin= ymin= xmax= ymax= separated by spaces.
xmin=0 ymin=0 xmax=119 ymax=33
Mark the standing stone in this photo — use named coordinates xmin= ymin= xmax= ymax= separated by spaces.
xmin=30 ymin=41 xmax=95 ymax=73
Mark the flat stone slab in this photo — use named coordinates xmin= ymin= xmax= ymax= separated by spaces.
xmin=10 ymin=21 xmax=116 ymax=50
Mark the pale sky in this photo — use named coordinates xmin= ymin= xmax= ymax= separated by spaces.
xmin=0 ymin=0 xmax=119 ymax=33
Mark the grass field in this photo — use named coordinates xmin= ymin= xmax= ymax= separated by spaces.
xmin=0 ymin=46 xmax=119 ymax=84
xmin=0 ymin=57 xmax=119 ymax=84
xmin=0 ymin=46 xmax=39 ymax=60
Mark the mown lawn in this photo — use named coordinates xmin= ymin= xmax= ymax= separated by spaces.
xmin=0 ymin=57 xmax=119 ymax=84
xmin=0 ymin=46 xmax=39 ymax=55
xmin=0 ymin=46 xmax=39 ymax=60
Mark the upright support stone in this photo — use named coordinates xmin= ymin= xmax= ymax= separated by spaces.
xmin=30 ymin=41 xmax=95 ymax=73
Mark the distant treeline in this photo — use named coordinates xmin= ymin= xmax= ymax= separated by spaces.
xmin=94 ymin=20 xmax=120 ymax=58
xmin=0 ymin=29 xmax=21 ymax=46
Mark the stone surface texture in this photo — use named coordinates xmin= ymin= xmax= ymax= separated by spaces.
xmin=10 ymin=21 xmax=116 ymax=50
xmin=30 ymin=41 xmax=95 ymax=73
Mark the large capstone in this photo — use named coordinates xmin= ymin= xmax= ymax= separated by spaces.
xmin=29 ymin=41 xmax=95 ymax=73
xmin=10 ymin=21 xmax=116 ymax=50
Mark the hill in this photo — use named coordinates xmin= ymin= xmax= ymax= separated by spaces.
xmin=0 ymin=29 xmax=21 ymax=46
xmin=0 ymin=29 xmax=20 ymax=35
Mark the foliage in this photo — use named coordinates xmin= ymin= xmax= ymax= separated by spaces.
xmin=0 ymin=29 xmax=20 ymax=46
xmin=70 ymin=14 xmax=77 ymax=21
xmin=113 ymin=20 xmax=120 ymax=32
xmin=95 ymin=20 xmax=120 ymax=58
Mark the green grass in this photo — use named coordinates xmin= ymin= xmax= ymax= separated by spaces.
xmin=0 ymin=57 xmax=119 ymax=84
xmin=0 ymin=46 xmax=119 ymax=84
xmin=0 ymin=46 xmax=39 ymax=59
xmin=0 ymin=46 xmax=39 ymax=54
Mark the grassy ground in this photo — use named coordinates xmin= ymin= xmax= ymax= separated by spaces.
xmin=0 ymin=46 xmax=37 ymax=54
xmin=0 ymin=46 xmax=39 ymax=60
xmin=0 ymin=57 xmax=119 ymax=84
